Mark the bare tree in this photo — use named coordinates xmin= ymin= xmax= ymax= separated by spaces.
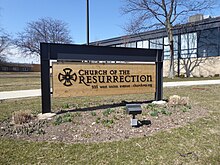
xmin=15 ymin=17 xmax=72 ymax=56
xmin=0 ymin=29 xmax=11 ymax=63
xmin=176 ymin=23 xmax=217 ymax=77
xmin=180 ymin=57 xmax=207 ymax=77
xmin=122 ymin=0 xmax=215 ymax=78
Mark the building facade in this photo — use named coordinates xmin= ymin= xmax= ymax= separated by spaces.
xmin=0 ymin=63 xmax=40 ymax=72
xmin=93 ymin=15 xmax=220 ymax=77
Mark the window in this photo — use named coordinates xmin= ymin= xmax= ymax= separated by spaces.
xmin=150 ymin=38 xmax=163 ymax=49
xmin=137 ymin=41 xmax=143 ymax=48
xmin=12 ymin=67 xmax=19 ymax=71
xmin=137 ymin=40 xmax=149 ymax=48
xmin=126 ymin=42 xmax=136 ymax=48
xmin=164 ymin=36 xmax=178 ymax=60
xmin=116 ymin=44 xmax=125 ymax=47
xmin=143 ymin=40 xmax=149 ymax=48
xmin=198 ymin=28 xmax=219 ymax=57
xmin=181 ymin=32 xmax=197 ymax=58
xmin=1 ymin=67 xmax=8 ymax=71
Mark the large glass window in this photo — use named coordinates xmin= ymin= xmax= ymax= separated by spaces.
xmin=143 ymin=40 xmax=149 ymax=48
xmin=164 ymin=36 xmax=178 ymax=60
xmin=181 ymin=32 xmax=197 ymax=58
xmin=129 ymin=42 xmax=136 ymax=48
xmin=198 ymin=28 xmax=219 ymax=57
xmin=150 ymin=38 xmax=163 ymax=49
xmin=116 ymin=44 xmax=126 ymax=47
xmin=137 ymin=40 xmax=149 ymax=48
xmin=115 ymin=44 xmax=122 ymax=47
xmin=137 ymin=41 xmax=143 ymax=48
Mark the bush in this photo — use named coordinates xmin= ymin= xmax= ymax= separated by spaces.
xmin=12 ymin=110 xmax=33 ymax=125
xmin=53 ymin=112 xmax=73 ymax=126
xmin=160 ymin=109 xmax=172 ymax=115
xmin=62 ymin=103 xmax=70 ymax=109
xmin=168 ymin=95 xmax=181 ymax=106
xmin=103 ymin=108 xmax=114 ymax=116
xmin=179 ymin=74 xmax=185 ymax=78
xmin=149 ymin=110 xmax=159 ymax=117
xmin=101 ymin=119 xmax=114 ymax=127
xmin=96 ymin=117 xmax=101 ymax=124
xmin=91 ymin=111 xmax=97 ymax=116
xmin=168 ymin=95 xmax=190 ymax=106
xmin=179 ymin=97 xmax=190 ymax=106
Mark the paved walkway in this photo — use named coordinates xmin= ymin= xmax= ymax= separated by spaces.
xmin=0 ymin=89 xmax=41 ymax=100
xmin=0 ymin=80 xmax=220 ymax=100
xmin=164 ymin=80 xmax=220 ymax=87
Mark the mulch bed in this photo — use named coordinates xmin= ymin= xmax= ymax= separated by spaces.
xmin=0 ymin=101 xmax=208 ymax=144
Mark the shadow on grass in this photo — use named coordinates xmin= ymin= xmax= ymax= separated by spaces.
xmin=56 ymin=100 xmax=154 ymax=115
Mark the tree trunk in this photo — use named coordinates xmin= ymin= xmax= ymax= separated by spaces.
xmin=186 ymin=70 xmax=190 ymax=77
xmin=168 ymin=40 xmax=174 ymax=78
xmin=167 ymin=26 xmax=175 ymax=79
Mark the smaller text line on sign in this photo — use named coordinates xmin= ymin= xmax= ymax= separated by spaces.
xmin=52 ymin=63 xmax=156 ymax=97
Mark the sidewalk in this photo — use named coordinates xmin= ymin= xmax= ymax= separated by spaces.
xmin=0 ymin=80 xmax=220 ymax=100
xmin=0 ymin=89 xmax=41 ymax=100
xmin=164 ymin=80 xmax=220 ymax=87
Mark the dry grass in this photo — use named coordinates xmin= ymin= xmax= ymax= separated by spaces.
xmin=0 ymin=72 xmax=40 ymax=91
xmin=168 ymin=95 xmax=190 ymax=106
xmin=12 ymin=110 xmax=33 ymax=125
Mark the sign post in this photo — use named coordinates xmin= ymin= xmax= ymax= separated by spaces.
xmin=40 ymin=43 xmax=163 ymax=113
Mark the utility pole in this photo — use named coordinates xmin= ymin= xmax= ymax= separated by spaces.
xmin=87 ymin=0 xmax=89 ymax=45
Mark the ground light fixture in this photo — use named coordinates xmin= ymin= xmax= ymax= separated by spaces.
xmin=126 ymin=104 xmax=142 ymax=127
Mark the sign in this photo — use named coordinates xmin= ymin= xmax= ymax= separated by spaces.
xmin=40 ymin=43 xmax=163 ymax=113
xmin=52 ymin=63 xmax=156 ymax=97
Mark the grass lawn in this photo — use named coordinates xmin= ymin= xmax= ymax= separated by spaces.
xmin=0 ymin=77 xmax=41 ymax=91
xmin=0 ymin=85 xmax=219 ymax=164
xmin=0 ymin=72 xmax=40 ymax=91
xmin=0 ymin=72 xmax=219 ymax=92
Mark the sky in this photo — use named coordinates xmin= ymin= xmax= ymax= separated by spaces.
xmin=0 ymin=0 xmax=129 ymax=44
xmin=0 ymin=0 xmax=220 ymax=63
